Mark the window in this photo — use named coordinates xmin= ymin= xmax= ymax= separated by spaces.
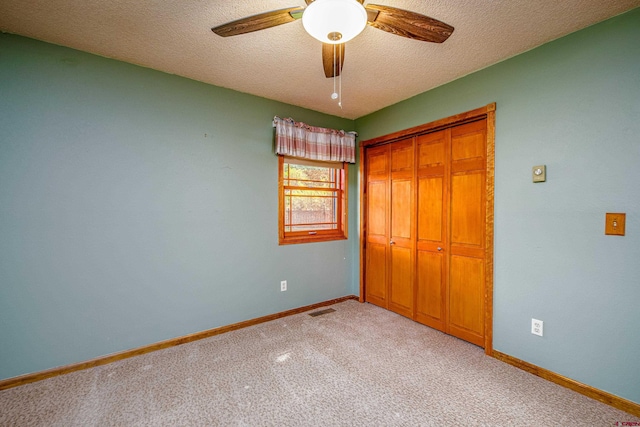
xmin=278 ymin=156 xmax=348 ymax=245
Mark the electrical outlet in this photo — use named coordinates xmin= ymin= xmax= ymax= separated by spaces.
xmin=280 ymin=280 xmax=287 ymax=292
xmin=531 ymin=318 xmax=543 ymax=337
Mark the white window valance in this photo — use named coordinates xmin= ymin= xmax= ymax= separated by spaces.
xmin=273 ymin=116 xmax=357 ymax=164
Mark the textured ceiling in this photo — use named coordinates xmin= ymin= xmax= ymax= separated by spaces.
xmin=1 ymin=0 xmax=638 ymax=119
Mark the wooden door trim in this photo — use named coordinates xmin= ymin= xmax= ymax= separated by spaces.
xmin=484 ymin=106 xmax=496 ymax=354
xmin=360 ymin=104 xmax=495 ymax=148
xmin=359 ymin=143 xmax=367 ymax=303
xmin=359 ymin=103 xmax=496 ymax=355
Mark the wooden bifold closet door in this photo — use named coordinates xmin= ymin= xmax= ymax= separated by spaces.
xmin=365 ymin=139 xmax=415 ymax=319
xmin=361 ymin=105 xmax=495 ymax=350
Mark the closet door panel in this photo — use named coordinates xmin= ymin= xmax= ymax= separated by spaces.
xmin=391 ymin=144 xmax=413 ymax=172
xmin=365 ymin=145 xmax=390 ymax=308
xmin=415 ymin=250 xmax=445 ymax=330
xmin=417 ymin=177 xmax=443 ymax=242
xmin=448 ymin=119 xmax=487 ymax=346
xmin=415 ymin=130 xmax=448 ymax=332
xmin=450 ymin=173 xmax=484 ymax=248
xmin=368 ymin=181 xmax=388 ymax=238
xmin=387 ymin=139 xmax=415 ymax=318
xmin=391 ymin=180 xmax=412 ymax=239
xmin=451 ymin=120 xmax=486 ymax=161
xmin=365 ymin=242 xmax=387 ymax=306
xmin=448 ymin=255 xmax=485 ymax=346
xmin=389 ymin=246 xmax=413 ymax=317
xmin=452 ymin=132 xmax=484 ymax=161
xmin=368 ymin=147 xmax=389 ymax=175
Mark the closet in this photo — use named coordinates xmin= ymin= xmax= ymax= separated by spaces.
xmin=360 ymin=104 xmax=495 ymax=351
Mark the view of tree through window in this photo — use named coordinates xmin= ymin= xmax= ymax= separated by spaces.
xmin=279 ymin=157 xmax=347 ymax=244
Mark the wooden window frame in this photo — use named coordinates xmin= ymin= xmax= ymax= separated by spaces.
xmin=278 ymin=155 xmax=348 ymax=245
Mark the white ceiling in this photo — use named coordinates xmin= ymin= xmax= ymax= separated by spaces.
xmin=1 ymin=0 xmax=638 ymax=119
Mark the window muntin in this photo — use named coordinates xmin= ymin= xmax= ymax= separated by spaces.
xmin=279 ymin=156 xmax=347 ymax=244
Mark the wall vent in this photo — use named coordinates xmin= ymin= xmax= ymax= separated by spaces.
xmin=308 ymin=308 xmax=336 ymax=317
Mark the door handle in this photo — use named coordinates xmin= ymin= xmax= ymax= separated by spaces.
xmin=390 ymin=240 xmax=395 ymax=245
xmin=437 ymin=247 xmax=442 ymax=251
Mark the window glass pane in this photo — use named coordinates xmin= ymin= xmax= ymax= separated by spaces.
xmin=284 ymin=163 xmax=337 ymax=189
xmin=283 ymin=162 xmax=340 ymax=231
xmin=279 ymin=156 xmax=347 ymax=244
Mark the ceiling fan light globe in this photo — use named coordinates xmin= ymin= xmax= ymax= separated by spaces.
xmin=302 ymin=0 xmax=367 ymax=44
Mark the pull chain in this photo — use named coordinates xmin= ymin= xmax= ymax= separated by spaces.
xmin=329 ymin=42 xmax=342 ymax=108
xmin=331 ymin=43 xmax=338 ymax=100
xmin=338 ymin=47 xmax=342 ymax=109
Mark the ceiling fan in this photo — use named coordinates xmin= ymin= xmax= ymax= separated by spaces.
xmin=211 ymin=0 xmax=454 ymax=79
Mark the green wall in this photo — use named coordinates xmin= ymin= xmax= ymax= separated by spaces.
xmin=356 ymin=9 xmax=640 ymax=404
xmin=0 ymin=33 xmax=357 ymax=380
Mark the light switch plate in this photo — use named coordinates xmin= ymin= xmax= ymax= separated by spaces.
xmin=605 ymin=213 xmax=626 ymax=236
xmin=532 ymin=165 xmax=546 ymax=183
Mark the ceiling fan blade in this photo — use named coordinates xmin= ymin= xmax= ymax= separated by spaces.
xmin=365 ymin=4 xmax=454 ymax=43
xmin=212 ymin=7 xmax=304 ymax=37
xmin=322 ymin=43 xmax=345 ymax=78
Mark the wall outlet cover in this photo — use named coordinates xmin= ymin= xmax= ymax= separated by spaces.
xmin=532 ymin=318 xmax=543 ymax=336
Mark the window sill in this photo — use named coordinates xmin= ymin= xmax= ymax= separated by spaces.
xmin=279 ymin=234 xmax=347 ymax=245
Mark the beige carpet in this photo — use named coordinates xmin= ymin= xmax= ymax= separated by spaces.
xmin=1 ymin=300 xmax=638 ymax=426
